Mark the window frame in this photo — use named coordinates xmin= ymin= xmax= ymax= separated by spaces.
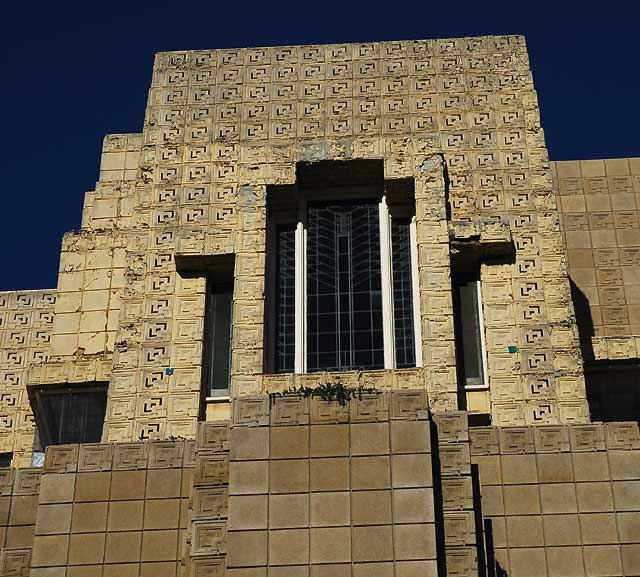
xmin=451 ymin=263 xmax=489 ymax=390
xmin=386 ymin=196 xmax=423 ymax=369
xmin=175 ymin=253 xmax=235 ymax=415
xmin=202 ymin=277 xmax=234 ymax=400
xmin=266 ymin=182 xmax=422 ymax=374
xmin=29 ymin=383 xmax=108 ymax=449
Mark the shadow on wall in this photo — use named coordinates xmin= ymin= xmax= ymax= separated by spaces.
xmin=570 ymin=277 xmax=640 ymax=422
xmin=429 ymin=422 xmax=509 ymax=576
xmin=569 ymin=277 xmax=595 ymax=362
xmin=472 ymin=464 xmax=509 ymax=577
xmin=481 ymin=521 xmax=508 ymax=576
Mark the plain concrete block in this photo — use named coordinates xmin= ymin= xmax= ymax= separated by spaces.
xmin=583 ymin=544 xmax=623 ymax=576
xmin=573 ymin=453 xmax=610 ymax=481
xmin=229 ymin=461 xmax=269 ymax=494
xmin=228 ymin=495 xmax=268 ymax=530
xmin=576 ymin=482 xmax=614 ymax=512
xmin=310 ymin=492 xmax=349 ymax=527
xmin=503 ymin=484 xmax=541 ymax=515
xmin=35 ymin=504 xmax=72 ymax=535
xmin=230 ymin=426 xmax=270 ymax=460
xmin=310 ymin=457 xmax=350 ymax=491
xmin=270 ymin=426 xmax=309 ymax=459
xmin=351 ymin=422 xmax=390 ymax=456
xmin=270 ymin=494 xmax=310 ymax=528
xmin=390 ymin=420 xmax=430 ymax=454
xmin=537 ymin=453 xmax=574 ymax=483
xmin=508 ymin=547 xmax=547 ymax=577
xmin=107 ymin=500 xmax=144 ymax=532
xmin=394 ymin=524 xmax=436 ymax=560
xmin=540 ymin=483 xmax=578 ymax=514
xmin=351 ymin=456 xmax=390 ymax=490
xmin=543 ymin=514 xmax=581 ymax=546
xmin=352 ymin=525 xmax=393 ymax=562
xmin=506 ymin=516 xmax=544 ymax=547
xmin=391 ymin=454 xmax=432 ymax=488
xmin=226 ymin=530 xmax=268 ymax=567
xmin=310 ymin=424 xmax=349 ymax=457
xmin=501 ymin=455 xmax=537 ymax=484
xmin=68 ymin=533 xmax=106 ymax=565
xmin=546 ymin=546 xmax=585 ymax=577
xmin=269 ymin=459 xmax=309 ymax=493
xmin=71 ymin=502 xmax=109 ymax=533
xmin=392 ymin=488 xmax=434 ymax=524
xmin=580 ymin=513 xmax=619 ymax=545
xmin=269 ymin=528 xmax=309 ymax=565
xmin=351 ymin=490 xmax=392 ymax=525
xmin=310 ymin=527 xmax=351 ymax=564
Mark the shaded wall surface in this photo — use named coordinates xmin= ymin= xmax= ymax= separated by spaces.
xmin=554 ymin=158 xmax=640 ymax=342
xmin=0 ymin=292 xmax=56 ymax=466
xmin=0 ymin=394 xmax=638 ymax=577
xmin=553 ymin=158 xmax=640 ymax=421
xmin=471 ymin=419 xmax=640 ymax=576
xmin=1 ymin=439 xmax=194 ymax=577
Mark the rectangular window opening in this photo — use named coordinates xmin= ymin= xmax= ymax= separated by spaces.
xmin=275 ymin=225 xmax=296 ymax=373
xmin=266 ymin=164 xmax=420 ymax=375
xmin=31 ymin=385 xmax=108 ymax=449
xmin=204 ymin=279 xmax=233 ymax=397
xmin=391 ymin=217 xmax=416 ymax=368
xmin=176 ymin=253 xmax=235 ymax=411
xmin=452 ymin=260 xmax=486 ymax=388
xmin=307 ymin=200 xmax=384 ymax=372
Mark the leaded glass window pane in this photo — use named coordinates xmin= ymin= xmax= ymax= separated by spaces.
xmin=391 ymin=218 xmax=416 ymax=368
xmin=276 ymin=225 xmax=296 ymax=373
xmin=307 ymin=201 xmax=384 ymax=372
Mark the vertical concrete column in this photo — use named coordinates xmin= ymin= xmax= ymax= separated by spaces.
xmin=433 ymin=412 xmax=478 ymax=575
xmin=231 ymin=184 xmax=267 ymax=396
xmin=414 ymin=156 xmax=458 ymax=412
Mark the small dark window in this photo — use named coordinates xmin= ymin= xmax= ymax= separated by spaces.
xmin=204 ymin=280 xmax=233 ymax=397
xmin=453 ymin=267 xmax=485 ymax=387
xmin=33 ymin=386 xmax=107 ymax=448
xmin=0 ymin=453 xmax=13 ymax=467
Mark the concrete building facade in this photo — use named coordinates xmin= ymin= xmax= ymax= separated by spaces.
xmin=0 ymin=35 xmax=638 ymax=576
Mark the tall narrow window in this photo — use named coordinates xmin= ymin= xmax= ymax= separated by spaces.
xmin=204 ymin=280 xmax=233 ymax=396
xmin=275 ymin=225 xmax=296 ymax=373
xmin=452 ymin=267 xmax=486 ymax=387
xmin=176 ymin=253 xmax=235 ymax=412
xmin=307 ymin=202 xmax=384 ymax=372
xmin=391 ymin=218 xmax=416 ymax=368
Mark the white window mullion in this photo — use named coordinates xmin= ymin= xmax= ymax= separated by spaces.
xmin=476 ymin=275 xmax=489 ymax=387
xmin=409 ymin=216 xmax=423 ymax=367
xmin=294 ymin=200 xmax=307 ymax=373
xmin=379 ymin=196 xmax=395 ymax=370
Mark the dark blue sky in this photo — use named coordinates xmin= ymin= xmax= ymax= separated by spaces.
xmin=1 ymin=1 xmax=637 ymax=291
